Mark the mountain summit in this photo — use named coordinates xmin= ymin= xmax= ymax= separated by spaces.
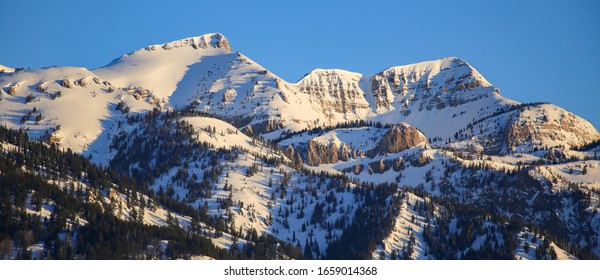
xmin=139 ymin=33 xmax=231 ymax=52
xmin=93 ymin=33 xmax=233 ymax=101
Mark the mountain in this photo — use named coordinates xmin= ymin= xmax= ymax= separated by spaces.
xmin=0 ymin=64 xmax=14 ymax=73
xmin=93 ymin=33 xmax=329 ymax=139
xmin=1 ymin=33 xmax=599 ymax=260
xmin=94 ymin=33 xmax=232 ymax=102
xmin=3 ymin=34 xmax=597 ymax=154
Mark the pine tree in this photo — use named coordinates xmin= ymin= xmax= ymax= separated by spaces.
xmin=549 ymin=247 xmax=558 ymax=260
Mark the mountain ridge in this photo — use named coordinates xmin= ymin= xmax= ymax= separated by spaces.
xmin=2 ymin=32 xmax=598 ymax=156
xmin=1 ymin=33 xmax=599 ymax=260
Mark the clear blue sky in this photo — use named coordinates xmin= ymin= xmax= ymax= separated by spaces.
xmin=1 ymin=0 xmax=598 ymax=127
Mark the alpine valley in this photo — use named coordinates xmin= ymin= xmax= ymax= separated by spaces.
xmin=1 ymin=33 xmax=599 ymax=260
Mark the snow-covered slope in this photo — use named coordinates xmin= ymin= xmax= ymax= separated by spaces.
xmin=93 ymin=33 xmax=232 ymax=101
xmin=94 ymin=33 xmax=330 ymax=138
xmin=0 ymin=66 xmax=153 ymax=152
xmin=372 ymin=193 xmax=577 ymax=260
xmin=372 ymin=192 xmax=433 ymax=260
xmin=514 ymin=228 xmax=576 ymax=260
xmin=172 ymin=52 xmax=327 ymax=135
xmin=280 ymin=126 xmax=390 ymax=153
xmin=0 ymin=64 xmax=15 ymax=73
xmin=504 ymin=103 xmax=600 ymax=152
xmin=534 ymin=160 xmax=600 ymax=190
xmin=182 ymin=116 xmax=284 ymax=158
xmin=369 ymin=57 xmax=494 ymax=112
xmin=108 ymin=113 xmax=361 ymax=257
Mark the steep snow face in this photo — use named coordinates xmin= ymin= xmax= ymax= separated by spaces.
xmin=6 ymin=32 xmax=598 ymax=159
xmin=0 ymin=67 xmax=152 ymax=152
xmin=93 ymin=33 xmax=328 ymax=137
xmin=93 ymin=33 xmax=232 ymax=101
xmin=370 ymin=57 xmax=492 ymax=112
xmin=504 ymin=103 xmax=600 ymax=152
xmin=178 ymin=53 xmax=327 ymax=133
xmin=296 ymin=69 xmax=372 ymax=122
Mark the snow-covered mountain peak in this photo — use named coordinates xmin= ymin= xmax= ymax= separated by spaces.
xmin=379 ymin=56 xmax=491 ymax=89
xmin=92 ymin=33 xmax=234 ymax=101
xmin=298 ymin=68 xmax=363 ymax=83
xmin=138 ymin=33 xmax=231 ymax=53
xmin=385 ymin=56 xmax=457 ymax=70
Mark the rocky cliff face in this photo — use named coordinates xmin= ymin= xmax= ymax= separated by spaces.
xmin=296 ymin=69 xmax=371 ymax=121
xmin=369 ymin=57 xmax=496 ymax=113
xmin=294 ymin=57 xmax=517 ymax=147
xmin=301 ymin=123 xmax=427 ymax=166
xmin=368 ymin=123 xmax=428 ymax=156
xmin=304 ymin=140 xmax=357 ymax=166
xmin=296 ymin=57 xmax=497 ymax=119
xmin=306 ymin=140 xmax=339 ymax=166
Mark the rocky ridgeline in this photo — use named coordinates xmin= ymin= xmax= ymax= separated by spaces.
xmin=301 ymin=123 xmax=427 ymax=166
xmin=367 ymin=123 xmax=428 ymax=156
xmin=369 ymin=58 xmax=496 ymax=113
xmin=142 ymin=33 xmax=231 ymax=52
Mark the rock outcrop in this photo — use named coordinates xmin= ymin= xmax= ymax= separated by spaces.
xmin=503 ymin=104 xmax=600 ymax=152
xmin=368 ymin=123 xmax=428 ymax=156
xmin=306 ymin=140 xmax=340 ymax=166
